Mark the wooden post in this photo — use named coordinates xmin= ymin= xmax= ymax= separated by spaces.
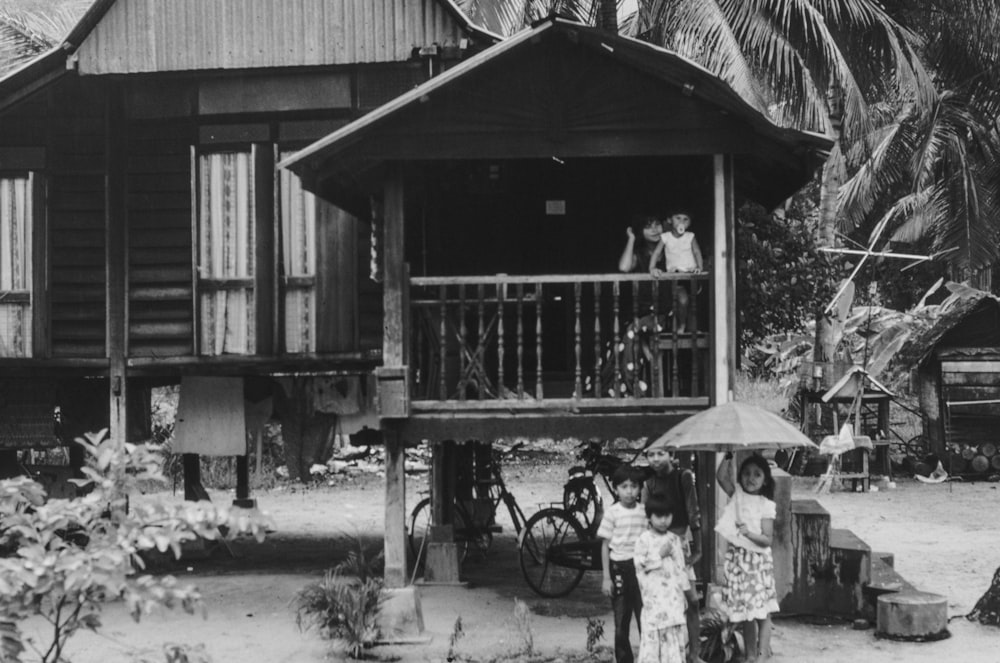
xmin=105 ymin=82 xmax=128 ymax=451
xmin=234 ymin=455 xmax=253 ymax=508
xmin=383 ymin=426 xmax=406 ymax=588
xmin=710 ymin=153 xmax=736 ymax=583
xmin=253 ymin=144 xmax=275 ymax=354
xmin=376 ymin=166 xmax=410 ymax=418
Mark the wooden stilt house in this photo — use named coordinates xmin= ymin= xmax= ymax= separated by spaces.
xmin=0 ymin=1 xmax=495 ymax=491
xmin=282 ymin=16 xmax=831 ymax=586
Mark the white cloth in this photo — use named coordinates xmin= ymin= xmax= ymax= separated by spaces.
xmin=660 ymin=232 xmax=697 ymax=272
xmin=596 ymin=501 xmax=647 ymax=561
xmin=715 ymin=485 xmax=776 ymax=552
xmin=173 ymin=376 xmax=247 ymax=456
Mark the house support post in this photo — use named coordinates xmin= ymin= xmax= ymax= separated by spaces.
xmin=379 ymin=165 xmax=412 ymax=587
xmin=384 ymin=426 xmax=406 ymax=588
xmin=710 ymin=154 xmax=736 ymax=584
xmin=105 ymin=81 xmax=128 ymax=451
xmin=425 ymin=440 xmax=461 ymax=583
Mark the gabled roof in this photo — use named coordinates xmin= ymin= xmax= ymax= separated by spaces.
xmin=281 ymin=17 xmax=832 ymax=211
xmin=67 ymin=0 xmax=500 ymax=74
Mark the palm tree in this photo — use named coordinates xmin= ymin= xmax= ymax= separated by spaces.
xmin=835 ymin=0 xmax=1000 ymax=283
xmin=0 ymin=2 xmax=87 ymax=76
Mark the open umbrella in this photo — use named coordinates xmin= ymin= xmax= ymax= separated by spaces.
xmin=648 ymin=401 xmax=818 ymax=518
xmin=649 ymin=401 xmax=817 ymax=454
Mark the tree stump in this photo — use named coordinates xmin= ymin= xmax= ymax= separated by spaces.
xmin=876 ymin=591 xmax=949 ymax=641
xmin=968 ymin=566 xmax=1000 ymax=626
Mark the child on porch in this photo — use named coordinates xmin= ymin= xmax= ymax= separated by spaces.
xmin=599 ymin=464 xmax=649 ymax=663
xmin=649 ymin=211 xmax=703 ymax=333
xmin=715 ymin=453 xmax=780 ymax=662
xmin=633 ymin=495 xmax=690 ymax=663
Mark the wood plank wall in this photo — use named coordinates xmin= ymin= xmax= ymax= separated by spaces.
xmin=48 ymin=79 xmax=107 ymax=357
xmin=127 ymin=121 xmax=195 ymax=356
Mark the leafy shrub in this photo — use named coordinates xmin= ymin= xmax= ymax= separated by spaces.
xmin=0 ymin=429 xmax=272 ymax=663
xmin=293 ymin=533 xmax=387 ymax=658
xmin=293 ymin=570 xmax=386 ymax=658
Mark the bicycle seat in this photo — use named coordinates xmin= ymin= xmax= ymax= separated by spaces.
xmin=567 ymin=465 xmax=586 ymax=476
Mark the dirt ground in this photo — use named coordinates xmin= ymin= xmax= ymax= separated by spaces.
xmin=21 ymin=447 xmax=1000 ymax=663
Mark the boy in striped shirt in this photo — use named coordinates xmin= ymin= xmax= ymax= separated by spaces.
xmin=599 ymin=464 xmax=649 ymax=663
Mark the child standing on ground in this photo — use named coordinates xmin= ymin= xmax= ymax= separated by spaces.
xmin=598 ymin=465 xmax=649 ymax=663
xmin=649 ymin=212 xmax=704 ymax=333
xmin=642 ymin=446 xmax=705 ymax=663
xmin=634 ymin=495 xmax=691 ymax=663
xmin=715 ymin=454 xmax=780 ymax=662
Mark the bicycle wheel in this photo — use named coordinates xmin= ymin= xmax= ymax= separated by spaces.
xmin=519 ymin=508 xmax=587 ymax=598
xmin=562 ymin=477 xmax=603 ymax=535
xmin=408 ymin=497 xmax=432 ymax=561
xmin=408 ymin=498 xmax=470 ymax=563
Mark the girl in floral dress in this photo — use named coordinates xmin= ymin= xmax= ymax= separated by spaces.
xmin=633 ymin=495 xmax=690 ymax=663
xmin=715 ymin=454 xmax=780 ymax=662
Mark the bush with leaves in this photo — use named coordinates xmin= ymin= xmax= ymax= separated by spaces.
xmin=0 ymin=429 xmax=272 ymax=663
xmin=737 ymin=198 xmax=843 ymax=366
xmin=293 ymin=533 xmax=386 ymax=659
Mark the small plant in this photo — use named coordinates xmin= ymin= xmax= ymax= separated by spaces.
xmin=585 ymin=617 xmax=605 ymax=653
xmin=293 ymin=534 xmax=388 ymax=659
xmin=510 ymin=598 xmax=535 ymax=658
xmin=699 ymin=607 xmax=743 ymax=663
xmin=0 ymin=429 xmax=272 ymax=663
xmin=333 ymin=531 xmax=385 ymax=583
xmin=293 ymin=570 xmax=386 ymax=658
xmin=446 ymin=616 xmax=464 ymax=661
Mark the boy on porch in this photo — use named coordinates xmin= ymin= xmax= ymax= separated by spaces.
xmin=649 ymin=211 xmax=704 ymax=334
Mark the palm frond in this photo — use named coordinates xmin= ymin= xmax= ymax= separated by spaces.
xmin=0 ymin=3 xmax=86 ymax=75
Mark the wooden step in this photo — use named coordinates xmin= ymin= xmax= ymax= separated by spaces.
xmin=876 ymin=590 xmax=949 ymax=641
xmin=863 ymin=552 xmax=915 ymax=620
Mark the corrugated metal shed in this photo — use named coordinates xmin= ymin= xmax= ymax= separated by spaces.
xmin=73 ymin=0 xmax=490 ymax=74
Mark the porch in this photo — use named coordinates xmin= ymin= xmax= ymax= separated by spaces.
xmin=408 ymin=272 xmax=711 ymax=412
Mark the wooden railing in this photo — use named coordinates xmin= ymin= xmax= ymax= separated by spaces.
xmin=409 ymin=273 xmax=711 ymax=410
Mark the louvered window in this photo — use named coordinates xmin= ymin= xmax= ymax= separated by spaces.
xmin=279 ymin=162 xmax=317 ymax=353
xmin=197 ymin=151 xmax=256 ymax=355
xmin=0 ymin=175 xmax=32 ymax=357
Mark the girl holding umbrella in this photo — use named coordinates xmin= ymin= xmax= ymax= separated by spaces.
xmin=716 ymin=453 xmax=780 ymax=662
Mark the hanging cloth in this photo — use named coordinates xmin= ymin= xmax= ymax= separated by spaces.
xmin=173 ymin=376 xmax=246 ymax=456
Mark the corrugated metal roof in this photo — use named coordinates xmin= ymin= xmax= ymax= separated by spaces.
xmin=73 ymin=0 xmax=498 ymax=74
xmin=280 ymin=17 xmax=833 ymax=209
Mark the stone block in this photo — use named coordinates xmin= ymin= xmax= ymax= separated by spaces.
xmin=876 ymin=591 xmax=949 ymax=641
xmin=376 ymin=586 xmax=428 ymax=643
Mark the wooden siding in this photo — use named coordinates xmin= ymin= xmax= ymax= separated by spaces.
xmin=48 ymin=80 xmax=106 ymax=358
xmin=127 ymin=122 xmax=195 ymax=357
xmin=76 ymin=0 xmax=471 ymax=74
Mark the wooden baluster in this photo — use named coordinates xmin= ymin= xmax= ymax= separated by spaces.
xmin=592 ymin=281 xmax=601 ymax=399
xmin=497 ymin=280 xmax=505 ymax=399
xmin=671 ymin=280 xmax=680 ymax=396
xmin=477 ymin=284 xmax=486 ymax=401
xmin=690 ymin=275 xmax=700 ymax=397
xmin=516 ymin=283 xmax=525 ymax=399
xmin=574 ymin=281 xmax=583 ymax=399
xmin=415 ymin=300 xmax=425 ymax=397
xmin=651 ymin=279 xmax=661 ymax=397
xmin=611 ymin=281 xmax=621 ymax=398
xmin=535 ymin=283 xmax=544 ymax=400
xmin=458 ymin=284 xmax=467 ymax=402
xmin=631 ymin=279 xmax=641 ymax=396
xmin=439 ymin=284 xmax=447 ymax=401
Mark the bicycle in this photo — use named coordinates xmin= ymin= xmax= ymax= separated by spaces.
xmin=519 ymin=442 xmax=650 ymax=598
xmin=561 ymin=441 xmax=648 ymax=536
xmin=408 ymin=442 xmax=532 ymax=564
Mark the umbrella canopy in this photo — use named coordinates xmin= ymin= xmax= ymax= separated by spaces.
xmin=649 ymin=401 xmax=817 ymax=453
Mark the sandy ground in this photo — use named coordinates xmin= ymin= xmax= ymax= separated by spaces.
xmin=20 ymin=450 xmax=1000 ymax=663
